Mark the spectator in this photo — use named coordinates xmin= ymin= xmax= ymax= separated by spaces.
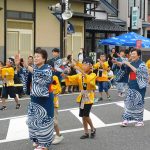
xmin=78 ymin=48 xmax=87 ymax=63
xmin=0 ymin=58 xmax=21 ymax=110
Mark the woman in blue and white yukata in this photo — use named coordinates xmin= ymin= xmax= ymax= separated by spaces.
xmin=25 ymin=48 xmax=54 ymax=150
xmin=113 ymin=49 xmax=149 ymax=127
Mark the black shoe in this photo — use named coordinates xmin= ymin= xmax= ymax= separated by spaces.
xmin=0 ymin=106 xmax=7 ymax=111
xmin=90 ymin=128 xmax=96 ymax=138
xmin=80 ymin=133 xmax=89 ymax=139
xmin=16 ymin=104 xmax=21 ymax=109
xmin=98 ymin=97 xmax=103 ymax=101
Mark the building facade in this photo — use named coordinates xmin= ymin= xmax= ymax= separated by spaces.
xmin=85 ymin=0 xmax=149 ymax=56
xmin=0 ymin=0 xmax=98 ymax=62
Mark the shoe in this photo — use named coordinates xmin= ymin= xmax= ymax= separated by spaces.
xmin=0 ymin=106 xmax=7 ymax=111
xmin=94 ymin=98 xmax=99 ymax=103
xmin=120 ymin=120 xmax=128 ymax=127
xmin=52 ymin=135 xmax=64 ymax=145
xmin=107 ymin=96 xmax=111 ymax=100
xmin=135 ymin=122 xmax=144 ymax=127
xmin=33 ymin=142 xmax=38 ymax=148
xmin=16 ymin=104 xmax=21 ymax=109
xmin=34 ymin=146 xmax=48 ymax=150
xmin=120 ymin=93 xmax=125 ymax=97
xmin=90 ymin=128 xmax=96 ymax=138
xmin=98 ymin=97 xmax=103 ymax=101
xmin=80 ymin=133 xmax=89 ymax=139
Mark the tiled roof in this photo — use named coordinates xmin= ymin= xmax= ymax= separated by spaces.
xmin=85 ymin=19 xmax=127 ymax=32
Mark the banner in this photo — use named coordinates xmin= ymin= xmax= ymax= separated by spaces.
xmin=131 ymin=7 xmax=139 ymax=30
xmin=136 ymin=40 xmax=142 ymax=48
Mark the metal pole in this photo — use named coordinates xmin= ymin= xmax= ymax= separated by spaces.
xmin=60 ymin=0 xmax=64 ymax=58
xmin=4 ymin=0 xmax=7 ymax=63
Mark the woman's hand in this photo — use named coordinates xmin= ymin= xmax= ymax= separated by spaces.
xmin=14 ymin=54 xmax=20 ymax=66
xmin=123 ymin=61 xmax=130 ymax=66
xmin=112 ymin=58 xmax=117 ymax=64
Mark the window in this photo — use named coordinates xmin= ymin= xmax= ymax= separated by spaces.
xmin=106 ymin=0 xmax=118 ymax=9
xmin=7 ymin=11 xmax=34 ymax=21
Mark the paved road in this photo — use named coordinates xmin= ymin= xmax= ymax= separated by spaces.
xmin=0 ymin=88 xmax=150 ymax=150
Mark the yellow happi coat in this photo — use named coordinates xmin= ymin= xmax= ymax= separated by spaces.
xmin=0 ymin=67 xmax=14 ymax=86
xmin=51 ymin=75 xmax=62 ymax=108
xmin=93 ymin=61 xmax=109 ymax=82
xmin=65 ymin=73 xmax=97 ymax=104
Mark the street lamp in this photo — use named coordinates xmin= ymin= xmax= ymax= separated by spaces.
xmin=62 ymin=0 xmax=73 ymax=20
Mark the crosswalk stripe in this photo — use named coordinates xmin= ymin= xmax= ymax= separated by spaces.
xmin=70 ymin=109 xmax=105 ymax=128
xmin=6 ymin=117 xmax=29 ymax=141
xmin=115 ymin=101 xmax=150 ymax=121
xmin=1 ymin=98 xmax=150 ymax=144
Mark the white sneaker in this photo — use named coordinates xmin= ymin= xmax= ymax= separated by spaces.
xmin=94 ymin=98 xmax=99 ymax=103
xmin=118 ymin=93 xmax=121 ymax=97
xmin=33 ymin=142 xmax=38 ymax=148
xmin=120 ymin=120 xmax=128 ymax=127
xmin=52 ymin=135 xmax=64 ymax=145
xmin=135 ymin=122 xmax=144 ymax=127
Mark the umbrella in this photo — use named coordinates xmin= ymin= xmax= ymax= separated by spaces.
xmin=99 ymin=32 xmax=150 ymax=48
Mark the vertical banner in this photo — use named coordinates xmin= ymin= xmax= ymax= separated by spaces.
xmin=131 ymin=7 xmax=139 ymax=30
xmin=89 ymin=52 xmax=96 ymax=64
xmin=136 ymin=40 xmax=142 ymax=49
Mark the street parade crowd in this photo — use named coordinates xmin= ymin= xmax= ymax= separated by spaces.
xmin=0 ymin=47 xmax=150 ymax=150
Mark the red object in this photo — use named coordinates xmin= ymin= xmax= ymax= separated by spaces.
xmin=136 ymin=40 xmax=142 ymax=49
xmin=49 ymin=84 xmax=53 ymax=92
xmin=130 ymin=72 xmax=136 ymax=80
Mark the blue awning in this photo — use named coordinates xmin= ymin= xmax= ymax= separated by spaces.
xmin=99 ymin=32 xmax=150 ymax=48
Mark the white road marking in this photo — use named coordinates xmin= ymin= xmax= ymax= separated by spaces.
xmin=0 ymin=97 xmax=150 ymax=144
xmin=70 ymin=109 xmax=105 ymax=128
xmin=115 ymin=101 xmax=150 ymax=121
xmin=6 ymin=117 xmax=29 ymax=141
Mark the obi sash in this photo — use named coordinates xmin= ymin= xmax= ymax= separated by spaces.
xmin=130 ymin=71 xmax=136 ymax=80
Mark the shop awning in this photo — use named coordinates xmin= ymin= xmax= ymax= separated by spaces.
xmin=85 ymin=19 xmax=127 ymax=33
xmin=73 ymin=12 xmax=95 ymax=19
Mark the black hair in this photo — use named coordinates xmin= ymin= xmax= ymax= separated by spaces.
xmin=83 ymin=57 xmax=94 ymax=65
xmin=52 ymin=48 xmax=60 ymax=53
xmin=67 ymin=55 xmax=72 ymax=60
xmin=35 ymin=47 xmax=48 ymax=63
xmin=111 ymin=48 xmax=115 ymax=52
xmin=131 ymin=48 xmax=142 ymax=56
xmin=28 ymin=55 xmax=33 ymax=59
xmin=119 ymin=49 xmax=125 ymax=53
xmin=100 ymin=53 xmax=105 ymax=56
xmin=8 ymin=58 xmax=15 ymax=64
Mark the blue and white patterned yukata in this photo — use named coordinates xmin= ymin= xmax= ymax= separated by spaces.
xmin=27 ymin=64 xmax=54 ymax=148
xmin=120 ymin=59 xmax=149 ymax=122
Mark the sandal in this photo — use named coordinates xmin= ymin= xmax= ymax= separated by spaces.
xmin=34 ymin=146 xmax=48 ymax=150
